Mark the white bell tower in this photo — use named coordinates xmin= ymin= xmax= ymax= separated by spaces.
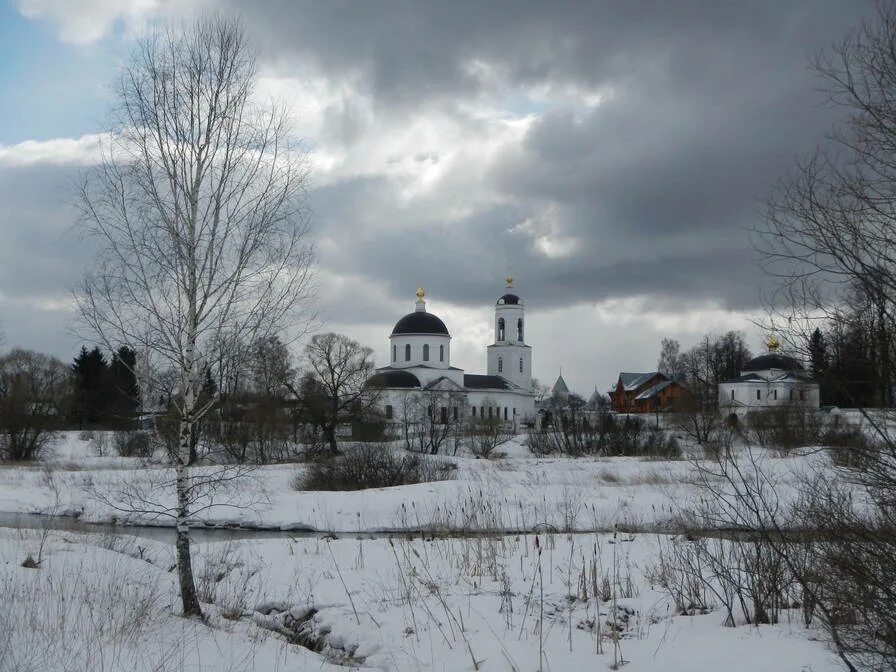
xmin=486 ymin=276 xmax=532 ymax=390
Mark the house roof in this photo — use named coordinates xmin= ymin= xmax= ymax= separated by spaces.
xmin=464 ymin=374 xmax=515 ymax=390
xmin=634 ymin=379 xmax=676 ymax=400
xmin=552 ymin=374 xmax=569 ymax=395
xmin=619 ymin=371 xmax=665 ymax=391
xmin=365 ymin=370 xmax=421 ymax=389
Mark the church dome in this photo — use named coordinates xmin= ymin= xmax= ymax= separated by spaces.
xmin=391 ymin=311 xmax=450 ymax=336
xmin=497 ymin=293 xmax=520 ymax=305
xmin=742 ymin=353 xmax=803 ymax=372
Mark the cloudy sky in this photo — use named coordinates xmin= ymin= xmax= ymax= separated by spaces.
xmin=0 ymin=0 xmax=875 ymax=393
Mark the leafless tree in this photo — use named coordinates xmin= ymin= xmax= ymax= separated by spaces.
xmin=296 ymin=333 xmax=378 ymax=455
xmin=758 ymin=1 xmax=896 ymax=416
xmin=466 ymin=396 xmax=512 ymax=458
xmin=0 ymin=349 xmax=71 ymax=461
xmin=75 ymin=16 xmax=313 ymax=618
xmin=401 ymin=388 xmax=465 ymax=455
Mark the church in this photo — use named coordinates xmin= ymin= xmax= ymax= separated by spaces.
xmin=718 ymin=336 xmax=820 ymax=417
xmin=366 ymin=278 xmax=536 ymax=427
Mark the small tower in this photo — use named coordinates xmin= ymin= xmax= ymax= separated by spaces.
xmin=487 ymin=276 xmax=532 ymax=390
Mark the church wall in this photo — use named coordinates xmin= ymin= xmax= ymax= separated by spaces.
xmin=719 ymin=380 xmax=820 ymax=413
xmin=466 ymin=389 xmax=535 ymax=424
xmin=388 ymin=334 xmax=451 ymax=369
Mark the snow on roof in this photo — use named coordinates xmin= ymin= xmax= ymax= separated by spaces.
xmin=634 ymin=379 xmax=675 ymax=400
xmin=619 ymin=372 xmax=664 ymax=391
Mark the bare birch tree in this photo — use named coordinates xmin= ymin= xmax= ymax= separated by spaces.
xmin=75 ymin=16 xmax=313 ymax=618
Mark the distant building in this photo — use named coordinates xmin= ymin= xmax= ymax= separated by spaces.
xmin=718 ymin=336 xmax=819 ymax=416
xmin=366 ymin=279 xmax=535 ymax=427
xmin=551 ymin=373 xmax=570 ymax=400
xmin=610 ymin=371 xmax=690 ymax=413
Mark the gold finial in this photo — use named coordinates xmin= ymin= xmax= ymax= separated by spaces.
xmin=415 ymin=286 xmax=425 ymax=303
xmin=766 ymin=334 xmax=780 ymax=351
xmin=505 ymin=275 xmax=513 ymax=289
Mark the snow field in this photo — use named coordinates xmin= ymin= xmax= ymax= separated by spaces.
xmin=0 ymin=526 xmax=843 ymax=672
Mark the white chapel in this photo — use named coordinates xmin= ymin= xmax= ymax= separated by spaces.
xmin=367 ymin=278 xmax=536 ymax=426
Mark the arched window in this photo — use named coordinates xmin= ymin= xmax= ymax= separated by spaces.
xmin=423 ymin=344 xmax=430 ymax=361
xmin=498 ymin=356 xmax=503 ymax=373
xmin=730 ymin=389 xmax=735 ymax=400
xmin=519 ymin=357 xmax=524 ymax=373
xmin=405 ymin=344 xmax=411 ymax=361
xmin=517 ymin=318 xmax=523 ymax=342
xmin=498 ymin=318 xmax=505 ymax=341
xmin=392 ymin=345 xmax=396 ymax=362
xmin=440 ymin=345 xmax=444 ymax=362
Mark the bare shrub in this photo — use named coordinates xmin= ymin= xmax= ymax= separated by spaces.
xmin=88 ymin=431 xmax=113 ymax=457
xmin=114 ymin=430 xmax=152 ymax=458
xmin=528 ymin=412 xmax=679 ymax=458
xmin=467 ymin=415 xmax=512 ymax=458
xmin=745 ymin=406 xmax=822 ymax=454
xmin=296 ymin=444 xmax=456 ymax=491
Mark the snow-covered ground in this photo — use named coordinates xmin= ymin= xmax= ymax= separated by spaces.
xmin=0 ymin=431 xmax=847 ymax=671
xmin=0 ymin=432 xmax=824 ymax=533
xmin=1 ymin=525 xmax=843 ymax=672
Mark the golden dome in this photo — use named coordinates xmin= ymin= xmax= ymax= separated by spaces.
xmin=765 ymin=334 xmax=780 ymax=351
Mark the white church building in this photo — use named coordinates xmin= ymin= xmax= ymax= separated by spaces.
xmin=718 ymin=336 xmax=820 ymax=417
xmin=366 ymin=279 xmax=535 ymax=427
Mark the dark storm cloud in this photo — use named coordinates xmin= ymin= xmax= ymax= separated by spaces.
xmin=219 ymin=0 xmax=874 ymax=316
xmin=0 ymin=163 xmax=89 ymax=297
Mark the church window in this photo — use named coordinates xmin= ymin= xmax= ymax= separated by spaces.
xmin=800 ymin=390 xmax=805 ymax=401
xmin=773 ymin=389 xmax=778 ymax=400
xmin=423 ymin=344 xmax=429 ymax=361
xmin=790 ymin=389 xmax=794 ymax=401
xmin=756 ymin=389 xmax=761 ymax=400
xmin=440 ymin=344 xmax=444 ymax=362
xmin=472 ymin=406 xmax=476 ymax=417
xmin=488 ymin=407 xmax=493 ymax=418
xmin=517 ymin=318 xmax=523 ymax=341
xmin=392 ymin=345 xmax=396 ymax=362
xmin=385 ymin=405 xmax=393 ymax=419
xmin=504 ymin=407 xmax=508 ymax=420
xmin=405 ymin=344 xmax=411 ymax=361
xmin=730 ymin=389 xmax=734 ymax=400
xmin=498 ymin=318 xmax=505 ymax=341
xmin=519 ymin=357 xmax=524 ymax=373
xmin=440 ymin=406 xmax=448 ymax=424
xmin=480 ymin=406 xmax=484 ymax=418
xmin=453 ymin=406 xmax=459 ymax=421
xmin=498 ymin=357 xmax=503 ymax=373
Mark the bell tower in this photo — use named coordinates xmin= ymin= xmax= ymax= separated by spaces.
xmin=486 ymin=276 xmax=532 ymax=390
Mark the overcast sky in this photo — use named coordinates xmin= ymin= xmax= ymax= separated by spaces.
xmin=0 ymin=0 xmax=875 ymax=394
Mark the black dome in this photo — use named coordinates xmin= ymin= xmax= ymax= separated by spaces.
xmin=497 ymin=293 xmax=520 ymax=305
xmin=391 ymin=311 xmax=450 ymax=336
xmin=743 ymin=353 xmax=804 ymax=372
xmin=366 ymin=370 xmax=421 ymax=389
